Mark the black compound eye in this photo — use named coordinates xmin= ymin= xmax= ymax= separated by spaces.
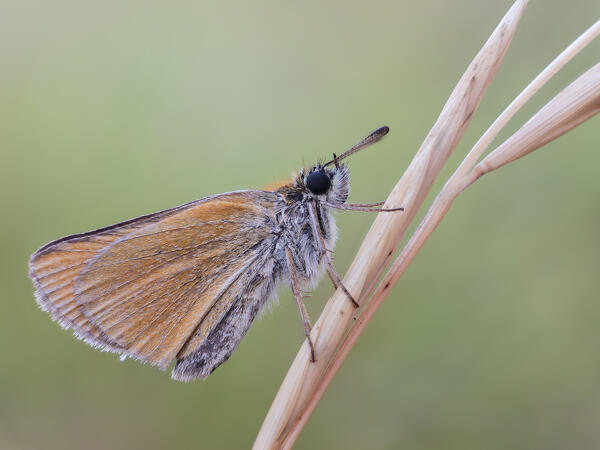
xmin=306 ymin=169 xmax=331 ymax=195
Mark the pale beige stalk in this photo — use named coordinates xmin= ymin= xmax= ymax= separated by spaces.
xmin=468 ymin=62 xmax=600 ymax=185
xmin=458 ymin=18 xmax=600 ymax=187
xmin=310 ymin=60 xmax=600 ymax=434
xmin=297 ymin=20 xmax=600 ymax=441
xmin=253 ymin=1 xmax=528 ymax=448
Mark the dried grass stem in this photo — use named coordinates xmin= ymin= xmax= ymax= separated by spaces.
xmin=254 ymin=3 xmax=600 ymax=449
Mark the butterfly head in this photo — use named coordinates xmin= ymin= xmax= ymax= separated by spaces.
xmin=302 ymin=164 xmax=350 ymax=205
xmin=278 ymin=126 xmax=390 ymax=205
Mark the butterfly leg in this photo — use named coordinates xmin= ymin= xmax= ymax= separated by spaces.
xmin=322 ymin=201 xmax=404 ymax=212
xmin=308 ymin=202 xmax=359 ymax=308
xmin=346 ymin=201 xmax=384 ymax=207
xmin=325 ymin=260 xmax=359 ymax=308
xmin=285 ymin=246 xmax=317 ymax=362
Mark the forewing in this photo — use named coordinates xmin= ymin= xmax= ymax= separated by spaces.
xmin=29 ymin=191 xmax=277 ymax=369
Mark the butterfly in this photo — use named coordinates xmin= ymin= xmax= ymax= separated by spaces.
xmin=28 ymin=126 xmax=403 ymax=381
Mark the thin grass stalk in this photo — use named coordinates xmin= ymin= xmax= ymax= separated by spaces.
xmin=253 ymin=1 xmax=528 ymax=448
xmin=302 ymin=22 xmax=600 ymax=429
xmin=468 ymin=62 xmax=600 ymax=184
xmin=309 ymin=61 xmax=600 ymax=435
xmin=456 ymin=18 xmax=600 ymax=184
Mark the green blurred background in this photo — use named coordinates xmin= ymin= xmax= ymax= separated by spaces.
xmin=2 ymin=1 xmax=600 ymax=448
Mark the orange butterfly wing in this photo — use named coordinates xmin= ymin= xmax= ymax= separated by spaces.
xmin=29 ymin=191 xmax=277 ymax=369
